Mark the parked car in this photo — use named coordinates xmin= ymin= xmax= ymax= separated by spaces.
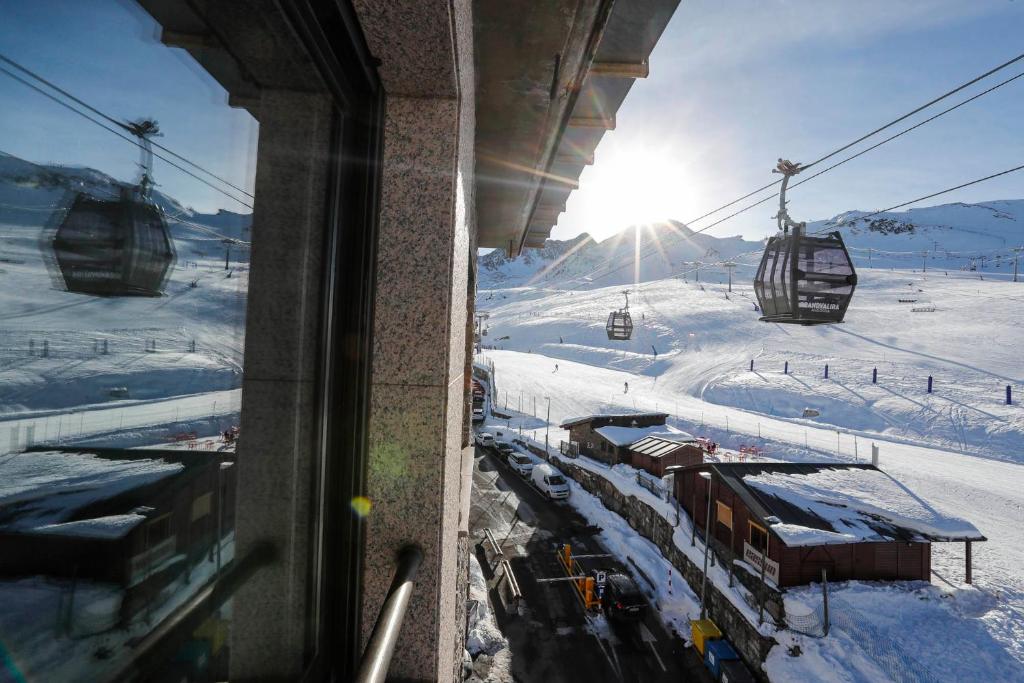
xmin=475 ymin=432 xmax=494 ymax=448
xmin=600 ymin=572 xmax=646 ymax=621
xmin=495 ymin=441 xmax=514 ymax=456
xmin=472 ymin=407 xmax=484 ymax=423
xmin=507 ymin=452 xmax=534 ymax=476
xmin=530 ymin=463 xmax=570 ymax=500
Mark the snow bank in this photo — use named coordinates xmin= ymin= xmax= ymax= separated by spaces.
xmin=466 ymin=554 xmax=512 ymax=682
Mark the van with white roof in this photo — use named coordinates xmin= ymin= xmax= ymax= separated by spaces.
xmin=531 ymin=463 xmax=570 ymax=500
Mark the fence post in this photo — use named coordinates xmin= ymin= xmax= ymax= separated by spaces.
xmin=784 ymin=361 xmax=789 ymax=375
xmin=821 ymin=568 xmax=830 ymax=636
xmin=824 ymin=364 xmax=829 ymax=379
xmin=749 ymin=359 xmax=754 ymax=371
xmin=103 ymin=339 xmax=108 ymax=354
xmin=1007 ymin=385 xmax=1012 ymax=405
xmin=927 ymin=376 xmax=933 ymax=394
xmin=42 ymin=340 xmax=49 ymax=358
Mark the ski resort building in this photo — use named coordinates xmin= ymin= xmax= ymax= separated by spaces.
xmin=0 ymin=449 xmax=235 ymax=619
xmin=675 ymin=462 xmax=986 ymax=587
xmin=628 ymin=434 xmax=704 ymax=477
xmin=559 ymin=412 xmax=701 ymax=472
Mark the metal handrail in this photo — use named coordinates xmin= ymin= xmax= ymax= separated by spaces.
xmin=354 ymin=544 xmax=424 ymax=683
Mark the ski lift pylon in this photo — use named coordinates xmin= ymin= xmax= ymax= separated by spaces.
xmin=753 ymin=159 xmax=857 ymax=325
xmin=606 ymin=290 xmax=633 ymax=340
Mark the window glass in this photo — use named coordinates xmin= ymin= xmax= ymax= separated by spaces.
xmin=0 ymin=1 xmax=326 ymax=680
xmin=749 ymin=522 xmax=769 ymax=550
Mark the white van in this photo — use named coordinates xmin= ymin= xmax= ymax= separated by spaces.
xmin=531 ymin=463 xmax=570 ymax=500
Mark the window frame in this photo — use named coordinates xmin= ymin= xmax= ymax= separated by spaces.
xmin=749 ymin=520 xmax=769 ymax=553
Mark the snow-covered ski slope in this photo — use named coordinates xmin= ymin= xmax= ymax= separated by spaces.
xmin=477 ymin=199 xmax=1024 ymax=676
xmin=0 ymin=151 xmax=248 ymax=439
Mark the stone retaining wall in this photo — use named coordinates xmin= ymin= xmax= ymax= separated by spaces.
xmin=552 ymin=456 xmax=777 ymax=681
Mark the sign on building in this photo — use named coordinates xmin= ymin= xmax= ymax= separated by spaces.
xmin=743 ymin=541 xmax=780 ymax=583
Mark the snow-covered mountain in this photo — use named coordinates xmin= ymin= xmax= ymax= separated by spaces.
xmin=480 ymin=200 xmax=1024 ymax=289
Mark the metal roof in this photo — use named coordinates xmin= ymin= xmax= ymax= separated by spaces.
xmin=629 ymin=435 xmax=695 ymax=458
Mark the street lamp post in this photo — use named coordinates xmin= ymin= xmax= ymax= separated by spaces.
xmin=664 ymin=465 xmax=686 ymax=527
xmin=699 ymin=470 xmax=713 ymax=620
xmin=544 ymin=396 xmax=551 ymax=456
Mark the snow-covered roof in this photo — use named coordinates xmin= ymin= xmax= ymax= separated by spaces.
xmin=595 ymin=424 xmax=694 ymax=447
xmin=0 ymin=451 xmax=183 ymax=536
xmin=32 ymin=513 xmax=149 ymax=540
xmin=559 ymin=411 xmax=669 ymax=428
xmin=706 ymin=463 xmax=984 ymax=546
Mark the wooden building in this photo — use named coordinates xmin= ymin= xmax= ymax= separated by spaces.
xmin=0 ymin=448 xmax=236 ymax=621
xmin=628 ymin=435 xmax=703 ymax=477
xmin=559 ymin=412 xmax=672 ymax=465
xmin=675 ymin=462 xmax=985 ymax=588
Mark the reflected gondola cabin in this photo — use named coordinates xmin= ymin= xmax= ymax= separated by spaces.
xmin=51 ymin=118 xmax=175 ymax=297
xmin=53 ymin=187 xmax=175 ymax=296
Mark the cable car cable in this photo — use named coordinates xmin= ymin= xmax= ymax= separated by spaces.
xmin=578 ymin=68 xmax=1024 ymax=287
xmin=811 ymin=162 xmax=1024 ymax=234
xmin=0 ymin=53 xmax=255 ymax=201
xmin=801 ymin=51 xmax=1024 ymax=171
xmin=0 ymin=63 xmax=253 ymax=210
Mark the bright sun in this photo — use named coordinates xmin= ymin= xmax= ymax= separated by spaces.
xmin=564 ymin=139 xmax=694 ymax=242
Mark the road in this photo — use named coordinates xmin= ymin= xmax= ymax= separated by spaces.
xmin=470 ymin=443 xmax=712 ymax=682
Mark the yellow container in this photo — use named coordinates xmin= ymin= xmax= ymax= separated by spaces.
xmin=690 ymin=618 xmax=722 ymax=655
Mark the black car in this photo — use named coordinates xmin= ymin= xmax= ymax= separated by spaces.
xmin=495 ymin=441 xmax=514 ymax=455
xmin=600 ymin=572 xmax=647 ymax=621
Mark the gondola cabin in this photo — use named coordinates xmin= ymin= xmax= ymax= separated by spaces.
xmin=606 ymin=309 xmax=633 ymax=340
xmin=53 ymin=187 xmax=176 ymax=296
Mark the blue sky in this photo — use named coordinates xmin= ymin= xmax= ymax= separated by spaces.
xmin=553 ymin=0 xmax=1024 ymax=243
xmin=0 ymin=0 xmax=257 ymax=214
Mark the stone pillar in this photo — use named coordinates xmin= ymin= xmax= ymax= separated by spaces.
xmin=352 ymin=2 xmax=475 ymax=679
xmin=231 ymin=90 xmax=334 ymax=678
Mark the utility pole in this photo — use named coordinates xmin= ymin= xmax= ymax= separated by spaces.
xmin=724 ymin=262 xmax=736 ymax=293
xmin=544 ymin=396 xmax=551 ymax=455
xmin=1013 ymin=246 xmax=1022 ymax=283
xmin=922 ymin=250 xmax=928 ymax=273
xmin=695 ymin=261 xmax=700 ymax=283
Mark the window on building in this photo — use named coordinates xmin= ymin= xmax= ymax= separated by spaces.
xmin=0 ymin=2 xmax=378 ymax=680
xmin=717 ymin=501 xmax=733 ymax=530
xmin=749 ymin=521 xmax=769 ymax=551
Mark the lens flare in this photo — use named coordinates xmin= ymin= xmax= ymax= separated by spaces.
xmin=350 ymin=496 xmax=372 ymax=517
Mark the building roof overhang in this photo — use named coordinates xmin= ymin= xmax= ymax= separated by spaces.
xmin=473 ymin=0 xmax=680 ymax=255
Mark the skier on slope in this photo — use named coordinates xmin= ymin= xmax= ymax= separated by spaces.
xmin=554 ymin=363 xmax=559 ymax=373
xmin=624 ymin=381 xmax=629 ymax=394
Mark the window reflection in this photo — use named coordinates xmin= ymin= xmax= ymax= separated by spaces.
xmin=0 ymin=1 xmax=256 ymax=680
